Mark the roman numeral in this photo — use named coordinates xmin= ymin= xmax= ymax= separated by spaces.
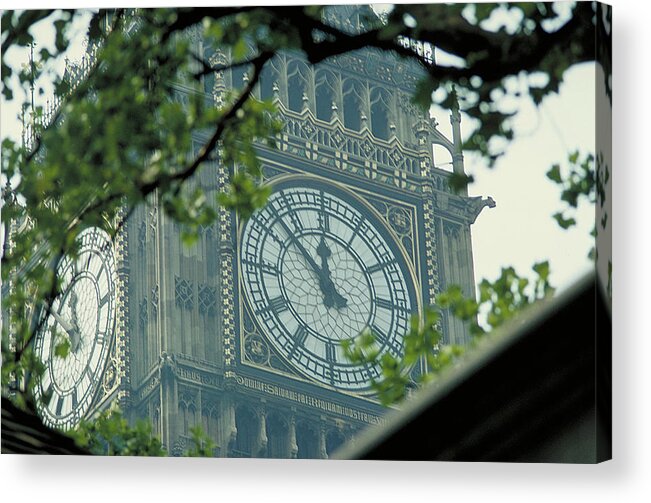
xmin=72 ymin=389 xmax=78 ymax=410
xmin=280 ymin=193 xmax=303 ymax=232
xmin=370 ymin=324 xmax=388 ymax=345
xmin=347 ymin=217 xmax=365 ymax=246
xmin=319 ymin=191 xmax=330 ymax=232
xmin=242 ymin=258 xmax=278 ymax=276
xmin=268 ymin=296 xmax=288 ymax=314
xmin=55 ymin=396 xmax=64 ymax=416
xmin=43 ymin=384 xmax=53 ymax=405
xmin=95 ymin=261 xmax=106 ymax=281
xmin=99 ymin=292 xmax=111 ymax=308
xmin=375 ymin=297 xmax=409 ymax=313
xmin=319 ymin=212 xmax=330 ymax=233
xmin=367 ymin=260 xmax=393 ymax=274
xmin=260 ymin=261 xmax=278 ymax=275
xmin=289 ymin=325 xmax=309 ymax=356
xmin=294 ymin=325 xmax=308 ymax=345
xmin=325 ymin=342 xmax=336 ymax=364
xmin=96 ymin=332 xmax=106 ymax=345
xmin=375 ymin=298 xmax=394 ymax=310
xmin=371 ymin=324 xmax=402 ymax=354
xmin=84 ymin=252 xmax=92 ymax=271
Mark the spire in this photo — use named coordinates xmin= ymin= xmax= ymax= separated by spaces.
xmin=449 ymin=86 xmax=465 ymax=175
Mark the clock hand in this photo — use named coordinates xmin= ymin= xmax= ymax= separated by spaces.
xmin=277 ymin=216 xmax=348 ymax=310
xmin=316 ymin=236 xmax=348 ymax=310
xmin=276 ymin=217 xmax=325 ymax=278
xmin=68 ymin=291 xmax=82 ymax=353
xmin=49 ymin=308 xmax=80 ymax=353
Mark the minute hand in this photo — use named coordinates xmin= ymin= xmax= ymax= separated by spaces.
xmin=277 ymin=218 xmax=325 ymax=279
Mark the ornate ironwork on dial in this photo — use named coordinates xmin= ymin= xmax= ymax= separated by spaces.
xmin=240 ymin=178 xmax=416 ymax=391
xmin=33 ymin=227 xmax=117 ymax=429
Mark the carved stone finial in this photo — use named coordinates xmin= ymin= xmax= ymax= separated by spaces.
xmin=331 ymin=101 xmax=339 ymax=119
xmin=412 ymin=118 xmax=432 ymax=138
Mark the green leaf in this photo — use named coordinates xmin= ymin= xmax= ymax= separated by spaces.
xmin=546 ymin=164 xmax=562 ymax=183
xmin=54 ymin=338 xmax=71 ymax=358
xmin=552 ymin=212 xmax=576 ymax=229
xmin=532 ymin=261 xmax=550 ymax=282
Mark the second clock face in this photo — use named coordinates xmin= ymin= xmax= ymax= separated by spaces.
xmin=240 ymin=178 xmax=416 ymax=391
xmin=33 ymin=227 xmax=117 ymax=429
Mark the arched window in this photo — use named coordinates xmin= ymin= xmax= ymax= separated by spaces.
xmin=202 ymin=402 xmax=219 ymax=446
xmin=343 ymin=79 xmax=364 ymax=131
xmin=315 ymin=69 xmax=337 ymax=121
xmin=370 ymin=87 xmax=391 ymax=140
xmin=287 ymin=60 xmax=309 ymax=112
xmin=179 ymin=395 xmax=196 ymax=435
xmin=259 ymin=60 xmax=280 ymax=101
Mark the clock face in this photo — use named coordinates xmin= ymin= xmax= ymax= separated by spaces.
xmin=33 ymin=227 xmax=117 ymax=429
xmin=240 ymin=178 xmax=416 ymax=391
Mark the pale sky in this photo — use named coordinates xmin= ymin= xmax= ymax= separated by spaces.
xmin=445 ymin=63 xmax=595 ymax=293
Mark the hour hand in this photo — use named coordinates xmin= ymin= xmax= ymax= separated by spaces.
xmin=332 ymin=290 xmax=347 ymax=309
xmin=316 ymin=237 xmax=348 ymax=310
xmin=49 ymin=308 xmax=80 ymax=353
xmin=68 ymin=291 xmax=82 ymax=352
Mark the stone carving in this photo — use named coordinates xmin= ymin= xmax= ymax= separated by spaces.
xmin=175 ymin=276 xmax=194 ymax=310
xmin=244 ymin=332 xmax=271 ymax=366
xmin=150 ymin=285 xmax=159 ymax=317
xmin=443 ymin=221 xmax=461 ymax=238
xmin=198 ymin=284 xmax=217 ymax=316
xmin=138 ymin=221 xmax=146 ymax=250
xmin=138 ymin=298 xmax=148 ymax=331
xmin=102 ymin=357 xmax=118 ymax=394
xmin=388 ymin=206 xmax=412 ymax=235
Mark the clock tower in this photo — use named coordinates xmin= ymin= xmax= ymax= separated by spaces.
xmin=119 ymin=5 xmax=493 ymax=458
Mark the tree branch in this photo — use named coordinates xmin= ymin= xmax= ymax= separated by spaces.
xmin=138 ymin=50 xmax=273 ymax=195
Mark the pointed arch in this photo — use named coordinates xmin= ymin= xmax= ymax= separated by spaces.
xmin=370 ymin=86 xmax=391 ymax=140
xmin=315 ymin=69 xmax=338 ymax=121
xmin=343 ymin=78 xmax=365 ymax=131
xmin=287 ymin=59 xmax=310 ymax=112
xmin=259 ymin=58 xmax=280 ymax=101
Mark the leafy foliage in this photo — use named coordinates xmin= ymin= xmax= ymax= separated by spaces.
xmin=343 ymin=262 xmax=554 ymax=406
xmin=69 ymin=408 xmax=167 ymax=456
xmin=1 ymin=5 xmax=608 ymax=450
xmin=69 ymin=407 xmax=216 ymax=456
xmin=546 ymin=150 xmax=610 ymax=262
xmin=184 ymin=426 xmax=218 ymax=457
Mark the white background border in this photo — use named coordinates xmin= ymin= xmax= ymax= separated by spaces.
xmin=2 ymin=0 xmax=648 ymax=501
